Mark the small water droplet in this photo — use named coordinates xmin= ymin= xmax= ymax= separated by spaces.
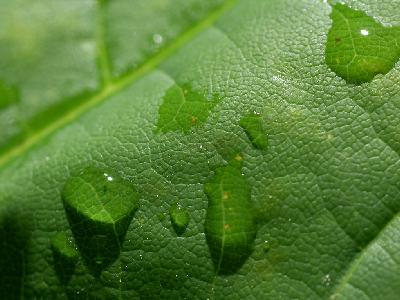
xmin=153 ymin=33 xmax=163 ymax=44
xmin=263 ymin=240 xmax=270 ymax=252
xmin=170 ymin=203 xmax=190 ymax=235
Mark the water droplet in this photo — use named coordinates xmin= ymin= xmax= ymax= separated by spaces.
xmin=325 ymin=3 xmax=400 ymax=84
xmin=156 ymin=84 xmax=220 ymax=133
xmin=263 ymin=240 xmax=270 ymax=252
xmin=51 ymin=232 xmax=79 ymax=283
xmin=170 ymin=203 xmax=190 ymax=235
xmin=62 ymin=167 xmax=139 ymax=275
xmin=204 ymin=158 xmax=256 ymax=275
xmin=240 ymin=114 xmax=268 ymax=150
xmin=153 ymin=33 xmax=163 ymax=45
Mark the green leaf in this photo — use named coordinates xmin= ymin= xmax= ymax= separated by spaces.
xmin=1 ymin=0 xmax=400 ymax=299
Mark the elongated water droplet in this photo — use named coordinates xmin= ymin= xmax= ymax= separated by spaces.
xmin=170 ymin=203 xmax=190 ymax=235
xmin=51 ymin=232 xmax=79 ymax=283
xmin=240 ymin=114 xmax=268 ymax=150
xmin=204 ymin=156 xmax=256 ymax=275
xmin=62 ymin=167 xmax=139 ymax=275
xmin=325 ymin=3 xmax=400 ymax=84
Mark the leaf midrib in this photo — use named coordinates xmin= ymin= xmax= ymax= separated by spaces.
xmin=0 ymin=0 xmax=236 ymax=169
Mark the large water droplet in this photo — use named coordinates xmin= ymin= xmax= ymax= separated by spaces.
xmin=204 ymin=156 xmax=256 ymax=275
xmin=170 ymin=203 xmax=190 ymax=235
xmin=51 ymin=232 xmax=79 ymax=283
xmin=240 ymin=113 xmax=268 ymax=150
xmin=62 ymin=167 xmax=139 ymax=275
xmin=325 ymin=3 xmax=400 ymax=84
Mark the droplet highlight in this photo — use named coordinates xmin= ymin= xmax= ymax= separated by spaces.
xmin=263 ymin=240 xmax=270 ymax=252
xmin=204 ymin=156 xmax=256 ymax=275
xmin=62 ymin=167 xmax=139 ymax=275
xmin=240 ymin=113 xmax=268 ymax=150
xmin=170 ymin=203 xmax=190 ymax=235
xmin=325 ymin=3 xmax=400 ymax=84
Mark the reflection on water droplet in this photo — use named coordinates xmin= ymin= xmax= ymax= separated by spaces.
xmin=170 ymin=204 xmax=190 ymax=235
xmin=62 ymin=167 xmax=139 ymax=275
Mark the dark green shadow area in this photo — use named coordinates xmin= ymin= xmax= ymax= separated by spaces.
xmin=325 ymin=3 xmax=400 ymax=84
xmin=0 ymin=80 xmax=19 ymax=110
xmin=156 ymin=83 xmax=221 ymax=133
xmin=62 ymin=167 xmax=139 ymax=276
xmin=51 ymin=232 xmax=79 ymax=284
xmin=240 ymin=113 xmax=268 ymax=150
xmin=204 ymin=155 xmax=256 ymax=275
xmin=0 ymin=208 xmax=31 ymax=300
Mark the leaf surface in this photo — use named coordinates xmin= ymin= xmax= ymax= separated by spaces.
xmin=1 ymin=0 xmax=400 ymax=299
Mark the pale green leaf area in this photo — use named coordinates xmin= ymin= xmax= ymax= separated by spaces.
xmin=0 ymin=0 xmax=400 ymax=299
